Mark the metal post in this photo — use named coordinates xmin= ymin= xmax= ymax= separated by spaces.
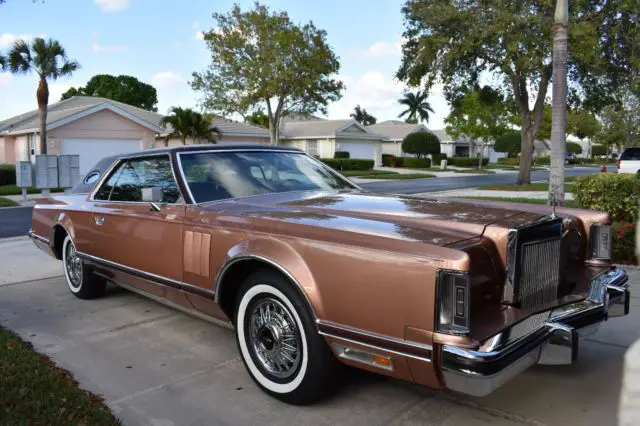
xmin=21 ymin=187 xmax=27 ymax=202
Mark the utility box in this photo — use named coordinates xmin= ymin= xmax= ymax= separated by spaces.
xmin=35 ymin=155 xmax=59 ymax=189
xmin=440 ymin=159 xmax=448 ymax=170
xmin=15 ymin=161 xmax=33 ymax=188
xmin=57 ymin=155 xmax=80 ymax=188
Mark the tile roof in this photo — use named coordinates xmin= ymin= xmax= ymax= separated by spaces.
xmin=281 ymin=119 xmax=355 ymax=138
xmin=366 ymin=120 xmax=429 ymax=140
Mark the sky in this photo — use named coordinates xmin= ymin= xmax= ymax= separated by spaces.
xmin=0 ymin=0 xmax=451 ymax=129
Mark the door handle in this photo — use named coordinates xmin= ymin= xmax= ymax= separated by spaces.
xmin=95 ymin=215 xmax=104 ymax=226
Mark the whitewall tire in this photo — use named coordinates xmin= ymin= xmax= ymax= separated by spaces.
xmin=234 ymin=270 xmax=337 ymax=404
xmin=62 ymin=235 xmax=106 ymax=299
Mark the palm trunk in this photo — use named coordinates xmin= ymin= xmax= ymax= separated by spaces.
xmin=36 ymin=77 xmax=49 ymax=155
xmin=548 ymin=1 xmax=568 ymax=206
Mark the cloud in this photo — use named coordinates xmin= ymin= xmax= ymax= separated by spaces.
xmin=0 ymin=33 xmax=38 ymax=48
xmin=91 ymin=30 xmax=100 ymax=38
xmin=195 ymin=31 xmax=205 ymax=40
xmin=151 ymin=71 xmax=186 ymax=88
xmin=192 ymin=21 xmax=200 ymax=30
xmin=94 ymin=0 xmax=130 ymax=12
xmin=327 ymin=71 xmax=449 ymax=128
xmin=48 ymin=82 xmax=78 ymax=103
xmin=347 ymin=40 xmax=403 ymax=59
xmin=91 ymin=43 xmax=126 ymax=53
xmin=0 ymin=73 xmax=12 ymax=87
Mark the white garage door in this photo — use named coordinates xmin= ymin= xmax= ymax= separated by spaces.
xmin=338 ymin=141 xmax=381 ymax=166
xmin=61 ymin=138 xmax=142 ymax=175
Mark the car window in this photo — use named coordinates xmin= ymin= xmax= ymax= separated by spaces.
xmin=94 ymin=156 xmax=181 ymax=203
xmin=179 ymin=151 xmax=356 ymax=203
xmin=620 ymin=148 xmax=640 ymax=161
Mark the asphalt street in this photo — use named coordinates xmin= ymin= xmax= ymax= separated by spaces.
xmin=0 ymin=167 xmax=601 ymax=238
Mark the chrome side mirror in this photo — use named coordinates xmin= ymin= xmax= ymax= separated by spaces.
xmin=142 ymin=187 xmax=163 ymax=212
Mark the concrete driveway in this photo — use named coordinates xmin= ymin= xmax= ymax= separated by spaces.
xmin=1 ymin=239 xmax=639 ymax=426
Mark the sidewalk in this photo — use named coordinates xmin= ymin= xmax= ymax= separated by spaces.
xmin=374 ymin=166 xmax=516 ymax=178
xmin=0 ymin=237 xmax=62 ymax=285
xmin=421 ymin=188 xmax=576 ymax=200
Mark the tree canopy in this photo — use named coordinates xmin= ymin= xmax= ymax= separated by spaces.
xmin=397 ymin=0 xmax=639 ymax=184
xmin=192 ymin=2 xmax=344 ymax=145
xmin=245 ymin=110 xmax=269 ymax=128
xmin=494 ymin=133 xmax=522 ymax=157
xmin=350 ymin=105 xmax=377 ymax=125
xmin=402 ymin=131 xmax=440 ymax=158
xmin=566 ymin=142 xmax=583 ymax=155
xmin=62 ymin=74 xmax=158 ymax=111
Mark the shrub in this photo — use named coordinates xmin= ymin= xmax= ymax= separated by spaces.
xmin=403 ymin=157 xmax=431 ymax=168
xmin=533 ymin=156 xmax=551 ymax=165
xmin=381 ymin=154 xmax=404 ymax=167
xmin=573 ymin=173 xmax=640 ymax=222
xmin=402 ymin=132 xmax=440 ymax=158
xmin=566 ymin=142 xmax=583 ymax=155
xmin=448 ymin=157 xmax=489 ymax=167
xmin=497 ymin=157 xmax=520 ymax=166
xmin=613 ymin=222 xmax=637 ymax=264
xmin=334 ymin=151 xmax=350 ymax=159
xmin=494 ymin=132 xmax=521 ymax=157
xmin=0 ymin=164 xmax=16 ymax=186
xmin=431 ymin=153 xmax=447 ymax=167
xmin=321 ymin=158 xmax=374 ymax=171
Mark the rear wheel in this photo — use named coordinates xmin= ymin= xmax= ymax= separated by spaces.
xmin=234 ymin=270 xmax=337 ymax=405
xmin=62 ymin=235 xmax=106 ymax=299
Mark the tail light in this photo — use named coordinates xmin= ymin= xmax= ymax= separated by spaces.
xmin=590 ymin=224 xmax=612 ymax=260
xmin=436 ymin=271 xmax=470 ymax=335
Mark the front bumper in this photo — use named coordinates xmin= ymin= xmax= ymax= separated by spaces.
xmin=441 ymin=267 xmax=630 ymax=397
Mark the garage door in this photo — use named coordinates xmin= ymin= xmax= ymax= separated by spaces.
xmin=338 ymin=141 xmax=381 ymax=166
xmin=61 ymin=138 xmax=142 ymax=175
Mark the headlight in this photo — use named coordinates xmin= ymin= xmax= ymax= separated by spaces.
xmin=590 ymin=224 xmax=612 ymax=260
xmin=436 ymin=271 xmax=470 ymax=335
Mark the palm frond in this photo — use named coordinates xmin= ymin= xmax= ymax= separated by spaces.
xmin=0 ymin=55 xmax=6 ymax=71
xmin=8 ymin=39 xmax=32 ymax=74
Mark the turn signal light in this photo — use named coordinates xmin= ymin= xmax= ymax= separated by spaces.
xmin=333 ymin=344 xmax=394 ymax=372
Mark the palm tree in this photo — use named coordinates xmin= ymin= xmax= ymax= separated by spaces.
xmin=160 ymin=107 xmax=219 ymax=146
xmin=350 ymin=105 xmax=377 ymax=125
xmin=548 ymin=0 xmax=568 ymax=206
xmin=398 ymin=91 xmax=434 ymax=123
xmin=0 ymin=54 xmax=6 ymax=70
xmin=7 ymin=38 xmax=80 ymax=154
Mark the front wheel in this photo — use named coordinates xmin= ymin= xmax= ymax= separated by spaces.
xmin=62 ymin=235 xmax=106 ymax=299
xmin=234 ymin=270 xmax=337 ymax=405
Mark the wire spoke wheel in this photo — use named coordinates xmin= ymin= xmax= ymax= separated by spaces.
xmin=64 ymin=240 xmax=82 ymax=288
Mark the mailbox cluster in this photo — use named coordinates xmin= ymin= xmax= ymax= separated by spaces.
xmin=15 ymin=155 xmax=81 ymax=190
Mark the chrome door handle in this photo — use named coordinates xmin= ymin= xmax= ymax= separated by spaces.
xmin=95 ymin=216 xmax=104 ymax=226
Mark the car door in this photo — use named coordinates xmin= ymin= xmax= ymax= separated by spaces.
xmin=86 ymin=154 xmax=186 ymax=298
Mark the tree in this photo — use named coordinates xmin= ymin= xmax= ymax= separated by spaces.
xmin=0 ymin=54 xmax=5 ymax=70
xmin=494 ymin=133 xmax=522 ymax=158
xmin=591 ymin=144 xmax=607 ymax=157
xmin=245 ymin=110 xmax=269 ymax=128
xmin=398 ymin=91 xmax=433 ymax=123
xmin=160 ymin=107 xmax=219 ymax=146
xmin=401 ymin=132 xmax=440 ymax=158
xmin=549 ymin=0 xmax=569 ymax=206
xmin=567 ymin=108 xmax=600 ymax=156
xmin=7 ymin=37 xmax=79 ymax=155
xmin=595 ymin=95 xmax=640 ymax=152
xmin=566 ymin=142 xmax=582 ymax=154
xmin=61 ymin=74 xmax=159 ymax=111
xmin=397 ymin=0 xmax=638 ymax=185
xmin=191 ymin=3 xmax=344 ymax=145
xmin=350 ymin=105 xmax=377 ymax=125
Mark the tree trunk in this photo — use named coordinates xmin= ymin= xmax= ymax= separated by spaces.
xmin=36 ymin=77 xmax=49 ymax=155
xmin=516 ymin=118 xmax=536 ymax=184
xmin=549 ymin=11 xmax=568 ymax=207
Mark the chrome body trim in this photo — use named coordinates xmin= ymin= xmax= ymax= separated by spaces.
xmin=77 ymin=252 xmax=215 ymax=299
xmin=28 ymin=230 xmax=50 ymax=245
xmin=441 ymin=266 xmax=629 ymax=397
xmin=214 ymin=254 xmax=318 ymax=319
xmin=320 ymin=331 xmax=432 ymax=363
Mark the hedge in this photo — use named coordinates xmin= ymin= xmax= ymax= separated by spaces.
xmin=534 ymin=156 xmax=551 ymax=165
xmin=431 ymin=153 xmax=447 ymax=167
xmin=591 ymin=145 xmax=607 ymax=157
xmin=321 ymin=158 xmax=374 ymax=171
xmin=402 ymin=132 xmax=440 ymax=157
xmin=403 ymin=157 xmax=431 ymax=168
xmin=497 ymin=157 xmax=520 ymax=166
xmin=573 ymin=173 xmax=640 ymax=222
xmin=448 ymin=157 xmax=489 ymax=167
xmin=382 ymin=154 xmax=404 ymax=167
xmin=0 ymin=164 xmax=16 ymax=186
xmin=334 ymin=151 xmax=350 ymax=159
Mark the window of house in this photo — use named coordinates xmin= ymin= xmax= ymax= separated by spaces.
xmin=306 ymin=140 xmax=319 ymax=156
xmin=94 ymin=156 xmax=181 ymax=203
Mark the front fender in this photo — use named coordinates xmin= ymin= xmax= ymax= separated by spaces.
xmin=216 ymin=237 xmax=325 ymax=319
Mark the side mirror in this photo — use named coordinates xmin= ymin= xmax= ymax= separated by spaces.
xmin=142 ymin=187 xmax=163 ymax=202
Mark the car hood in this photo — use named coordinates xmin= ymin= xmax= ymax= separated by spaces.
xmin=200 ymin=190 xmax=545 ymax=247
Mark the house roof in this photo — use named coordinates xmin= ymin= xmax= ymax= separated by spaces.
xmin=366 ymin=120 xmax=430 ymax=141
xmin=0 ymin=96 xmax=271 ymax=138
xmin=281 ymin=119 xmax=386 ymax=140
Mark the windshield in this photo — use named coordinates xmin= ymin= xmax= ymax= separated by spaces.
xmin=179 ymin=151 xmax=357 ymax=203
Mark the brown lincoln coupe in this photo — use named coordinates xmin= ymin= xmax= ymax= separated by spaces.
xmin=30 ymin=145 xmax=629 ymax=404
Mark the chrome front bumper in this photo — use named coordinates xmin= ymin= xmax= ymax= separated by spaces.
xmin=441 ymin=267 xmax=630 ymax=397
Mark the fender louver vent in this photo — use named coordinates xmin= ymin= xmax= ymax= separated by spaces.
xmin=184 ymin=231 xmax=211 ymax=277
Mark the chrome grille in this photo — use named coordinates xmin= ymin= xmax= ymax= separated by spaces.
xmin=519 ymin=238 xmax=562 ymax=308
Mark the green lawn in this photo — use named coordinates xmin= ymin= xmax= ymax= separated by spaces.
xmin=456 ymin=196 xmax=581 ymax=208
xmin=480 ymin=181 xmax=576 ymax=191
xmin=0 ymin=185 xmax=65 ymax=196
xmin=0 ymin=197 xmax=18 ymax=207
xmin=485 ymin=164 xmax=517 ymax=170
xmin=0 ymin=327 xmax=121 ymax=425
xmin=406 ymin=167 xmax=448 ymax=172
xmin=340 ymin=170 xmax=397 ymax=177
xmin=357 ymin=173 xmax=435 ymax=179
xmin=453 ymin=169 xmax=496 ymax=174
